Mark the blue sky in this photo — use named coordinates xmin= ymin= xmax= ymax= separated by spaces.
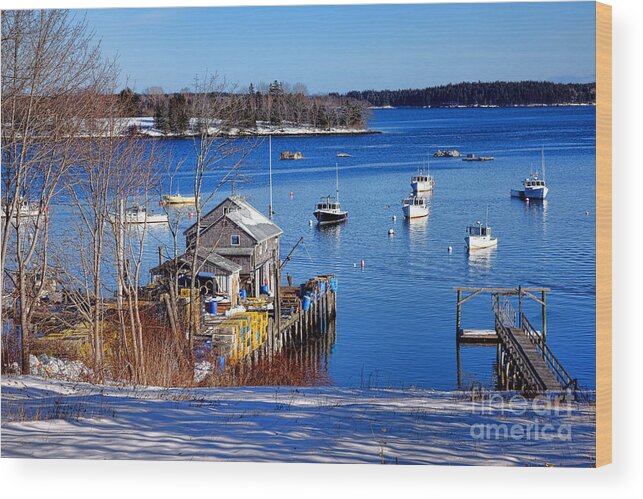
xmin=83 ymin=2 xmax=596 ymax=94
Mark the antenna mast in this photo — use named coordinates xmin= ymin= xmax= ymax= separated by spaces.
xmin=541 ymin=146 xmax=546 ymax=183
xmin=335 ymin=162 xmax=340 ymax=203
xmin=269 ymin=135 xmax=273 ymax=219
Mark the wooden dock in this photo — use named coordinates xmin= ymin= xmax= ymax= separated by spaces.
xmin=455 ymin=286 xmax=578 ymax=393
xmin=199 ymin=275 xmax=337 ymax=367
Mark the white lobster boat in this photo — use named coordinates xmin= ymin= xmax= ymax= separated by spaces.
xmin=110 ymin=205 xmax=168 ymax=225
xmin=402 ymin=195 xmax=429 ymax=219
xmin=511 ymin=147 xmax=549 ymax=200
xmin=465 ymin=221 xmax=498 ymax=251
xmin=411 ymin=156 xmax=435 ymax=194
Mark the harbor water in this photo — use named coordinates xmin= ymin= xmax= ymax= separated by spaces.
xmin=54 ymin=106 xmax=598 ymax=389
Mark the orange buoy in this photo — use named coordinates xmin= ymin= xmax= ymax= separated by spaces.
xmin=290 ymin=191 xmax=294 ymax=199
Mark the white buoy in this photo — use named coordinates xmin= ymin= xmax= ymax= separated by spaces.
xmin=388 ymin=228 xmax=395 ymax=236
xmin=585 ymin=211 xmax=590 ymax=216
xmin=353 ymin=262 xmax=357 ymax=268
xmin=392 ymin=215 xmax=397 ymax=222
xmin=525 ymin=197 xmax=530 ymax=203
xmin=309 ymin=219 xmax=313 ymax=226
xmin=448 ymin=246 xmax=453 ymax=253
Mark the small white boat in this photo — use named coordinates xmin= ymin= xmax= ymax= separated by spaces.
xmin=111 ymin=205 xmax=168 ymax=225
xmin=1 ymin=200 xmax=42 ymax=220
xmin=411 ymin=156 xmax=435 ymax=194
xmin=402 ymin=195 xmax=429 ymax=219
xmin=465 ymin=215 xmax=497 ymax=251
xmin=511 ymin=147 xmax=549 ymax=200
xmin=336 ymin=152 xmax=352 ymax=158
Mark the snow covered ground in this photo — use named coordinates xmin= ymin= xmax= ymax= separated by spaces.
xmin=1 ymin=375 xmax=595 ymax=466
xmin=120 ymin=117 xmax=375 ymax=137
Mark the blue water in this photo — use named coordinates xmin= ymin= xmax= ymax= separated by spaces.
xmin=56 ymin=106 xmax=598 ymax=389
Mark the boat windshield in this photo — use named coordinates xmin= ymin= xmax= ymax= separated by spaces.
xmin=468 ymin=225 xmax=490 ymax=236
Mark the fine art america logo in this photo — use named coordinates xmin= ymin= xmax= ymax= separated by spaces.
xmin=469 ymin=393 xmax=575 ymax=441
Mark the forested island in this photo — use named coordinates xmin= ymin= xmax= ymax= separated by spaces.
xmin=118 ymin=81 xmax=371 ymax=136
xmin=340 ymin=81 xmax=596 ymax=108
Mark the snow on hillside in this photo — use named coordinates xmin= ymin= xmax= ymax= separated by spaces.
xmin=1 ymin=376 xmax=595 ymax=465
xmin=120 ymin=117 xmax=375 ymax=137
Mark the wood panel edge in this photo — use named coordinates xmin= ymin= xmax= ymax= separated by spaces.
xmin=595 ymin=0 xmax=612 ymax=468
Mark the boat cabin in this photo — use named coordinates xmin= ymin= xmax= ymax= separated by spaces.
xmin=467 ymin=223 xmax=491 ymax=237
xmin=524 ymin=178 xmax=546 ymax=188
xmin=316 ymin=197 xmax=341 ymax=211
xmin=404 ymin=196 xmax=427 ymax=207
xmin=412 ymin=174 xmax=431 ymax=182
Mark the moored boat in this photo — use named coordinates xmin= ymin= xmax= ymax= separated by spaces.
xmin=162 ymin=192 xmax=199 ymax=205
xmin=110 ymin=205 xmax=168 ymax=225
xmin=402 ymin=195 xmax=429 ymax=219
xmin=313 ymin=162 xmax=348 ymax=225
xmin=411 ymin=156 xmax=435 ymax=194
xmin=465 ymin=210 xmax=498 ymax=251
xmin=462 ymin=154 xmax=495 ymax=162
xmin=1 ymin=200 xmax=42 ymax=220
xmin=511 ymin=147 xmax=549 ymax=200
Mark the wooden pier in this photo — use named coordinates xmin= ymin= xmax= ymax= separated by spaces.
xmin=455 ymin=286 xmax=578 ymax=393
xmin=199 ymin=275 xmax=337 ymax=368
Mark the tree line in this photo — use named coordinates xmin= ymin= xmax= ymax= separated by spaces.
xmin=341 ymin=81 xmax=596 ymax=107
xmin=118 ymin=81 xmax=371 ymax=134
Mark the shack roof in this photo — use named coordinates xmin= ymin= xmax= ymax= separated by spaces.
xmin=184 ymin=195 xmax=283 ymax=243
xmin=150 ymin=248 xmax=242 ymax=276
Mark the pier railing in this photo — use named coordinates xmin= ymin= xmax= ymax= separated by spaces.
xmin=492 ymin=295 xmax=516 ymax=328
xmin=521 ymin=314 xmax=578 ymax=391
xmin=494 ymin=318 xmax=547 ymax=391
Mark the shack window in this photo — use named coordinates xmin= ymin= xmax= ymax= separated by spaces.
xmin=231 ymin=234 xmax=241 ymax=246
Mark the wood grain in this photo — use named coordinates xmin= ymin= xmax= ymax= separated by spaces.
xmin=596 ymin=1 xmax=612 ymax=468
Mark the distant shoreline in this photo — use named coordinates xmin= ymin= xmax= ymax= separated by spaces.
xmin=370 ymin=103 xmax=596 ymax=110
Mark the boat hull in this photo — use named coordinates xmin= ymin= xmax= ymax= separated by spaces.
xmin=314 ymin=210 xmax=348 ymax=225
xmin=465 ymin=236 xmax=498 ymax=251
xmin=411 ymin=181 xmax=434 ymax=194
xmin=511 ymin=186 xmax=548 ymax=200
xmin=403 ymin=204 xmax=429 ymax=219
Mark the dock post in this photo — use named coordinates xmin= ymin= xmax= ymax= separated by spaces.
xmin=455 ymin=289 xmax=462 ymax=339
xmin=541 ymin=289 xmax=547 ymax=343
xmin=518 ymin=285 xmax=523 ymax=327
xmin=456 ymin=343 xmax=461 ymax=390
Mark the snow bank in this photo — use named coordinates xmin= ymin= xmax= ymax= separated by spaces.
xmin=29 ymin=354 xmax=90 ymax=381
xmin=1 ymin=376 xmax=595 ymax=465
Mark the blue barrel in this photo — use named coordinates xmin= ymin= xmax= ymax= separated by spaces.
xmin=329 ymin=277 xmax=337 ymax=292
xmin=240 ymin=289 xmax=247 ymax=300
xmin=207 ymin=299 xmax=217 ymax=315
xmin=217 ymin=356 xmax=225 ymax=372
xmin=319 ymin=282 xmax=327 ymax=293
xmin=260 ymin=284 xmax=270 ymax=294
xmin=302 ymin=295 xmax=311 ymax=311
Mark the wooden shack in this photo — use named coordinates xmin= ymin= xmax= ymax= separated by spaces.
xmin=183 ymin=195 xmax=283 ymax=297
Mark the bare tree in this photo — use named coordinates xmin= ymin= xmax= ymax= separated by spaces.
xmin=1 ymin=10 xmax=116 ymax=373
xmin=183 ymin=74 xmax=256 ymax=354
